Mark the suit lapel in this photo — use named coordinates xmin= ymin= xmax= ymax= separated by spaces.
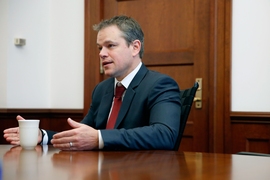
xmin=96 ymin=80 xmax=114 ymax=128
xmin=115 ymin=64 xmax=148 ymax=128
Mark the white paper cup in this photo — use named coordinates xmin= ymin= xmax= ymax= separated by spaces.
xmin=18 ymin=120 xmax=40 ymax=149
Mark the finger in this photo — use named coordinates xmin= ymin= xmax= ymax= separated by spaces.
xmin=3 ymin=127 xmax=19 ymax=134
xmin=6 ymin=136 xmax=20 ymax=145
xmin=67 ymin=118 xmax=81 ymax=129
xmin=52 ymin=129 xmax=75 ymax=139
xmin=52 ymin=139 xmax=76 ymax=151
xmin=16 ymin=115 xmax=25 ymax=120
xmin=52 ymin=134 xmax=73 ymax=143
xmin=53 ymin=118 xmax=81 ymax=139
xmin=51 ymin=132 xmax=76 ymax=149
xmin=4 ymin=133 xmax=19 ymax=142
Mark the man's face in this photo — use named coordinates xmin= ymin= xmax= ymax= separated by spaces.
xmin=97 ymin=25 xmax=138 ymax=81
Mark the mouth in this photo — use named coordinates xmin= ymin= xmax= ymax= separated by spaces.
xmin=102 ymin=61 xmax=113 ymax=67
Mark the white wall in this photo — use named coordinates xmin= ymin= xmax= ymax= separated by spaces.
xmin=0 ymin=0 xmax=8 ymax=108
xmin=231 ymin=0 xmax=270 ymax=112
xmin=1 ymin=0 xmax=269 ymax=112
xmin=0 ymin=0 xmax=84 ymax=109
xmin=49 ymin=1 xmax=84 ymax=109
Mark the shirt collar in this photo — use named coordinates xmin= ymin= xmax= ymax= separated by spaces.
xmin=114 ymin=62 xmax=142 ymax=89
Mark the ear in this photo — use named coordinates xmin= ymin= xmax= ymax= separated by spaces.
xmin=131 ymin=40 xmax=141 ymax=57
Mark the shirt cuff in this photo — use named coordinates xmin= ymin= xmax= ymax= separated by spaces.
xmin=41 ymin=129 xmax=48 ymax=145
xmin=98 ymin=130 xmax=104 ymax=149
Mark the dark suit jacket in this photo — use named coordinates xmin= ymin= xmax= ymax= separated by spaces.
xmin=47 ymin=64 xmax=181 ymax=150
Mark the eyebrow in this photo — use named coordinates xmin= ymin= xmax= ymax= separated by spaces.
xmin=97 ymin=40 xmax=116 ymax=46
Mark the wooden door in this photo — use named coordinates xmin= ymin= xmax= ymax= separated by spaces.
xmin=84 ymin=0 xmax=216 ymax=152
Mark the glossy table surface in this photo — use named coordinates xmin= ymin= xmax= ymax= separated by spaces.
xmin=1 ymin=145 xmax=270 ymax=180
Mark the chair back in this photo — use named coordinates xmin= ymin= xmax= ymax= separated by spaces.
xmin=174 ymin=82 xmax=199 ymax=150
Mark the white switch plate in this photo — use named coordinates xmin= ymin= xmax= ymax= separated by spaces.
xmin=14 ymin=38 xmax=26 ymax=46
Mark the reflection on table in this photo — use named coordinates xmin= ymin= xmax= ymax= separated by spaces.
xmin=1 ymin=145 xmax=270 ymax=180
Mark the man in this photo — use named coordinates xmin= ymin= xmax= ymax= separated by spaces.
xmin=4 ymin=15 xmax=181 ymax=150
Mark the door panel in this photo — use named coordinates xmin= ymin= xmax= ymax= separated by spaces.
xmin=85 ymin=0 xmax=211 ymax=152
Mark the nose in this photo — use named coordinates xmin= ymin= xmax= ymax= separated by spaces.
xmin=99 ymin=47 xmax=108 ymax=59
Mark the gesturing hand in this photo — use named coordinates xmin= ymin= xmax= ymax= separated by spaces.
xmin=3 ymin=115 xmax=24 ymax=145
xmin=51 ymin=118 xmax=99 ymax=151
xmin=3 ymin=115 xmax=43 ymax=145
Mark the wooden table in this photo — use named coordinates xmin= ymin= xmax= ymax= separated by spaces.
xmin=0 ymin=145 xmax=270 ymax=180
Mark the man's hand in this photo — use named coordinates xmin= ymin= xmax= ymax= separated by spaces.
xmin=3 ymin=115 xmax=43 ymax=145
xmin=3 ymin=115 xmax=24 ymax=145
xmin=51 ymin=118 xmax=99 ymax=151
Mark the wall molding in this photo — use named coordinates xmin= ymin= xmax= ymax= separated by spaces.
xmin=231 ymin=111 xmax=270 ymax=123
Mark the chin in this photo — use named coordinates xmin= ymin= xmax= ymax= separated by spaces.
xmin=104 ymin=71 xmax=113 ymax=77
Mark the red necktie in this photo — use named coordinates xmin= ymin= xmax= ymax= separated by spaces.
xmin=106 ymin=82 xmax=126 ymax=129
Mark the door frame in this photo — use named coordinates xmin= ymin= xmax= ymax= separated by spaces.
xmin=208 ymin=0 xmax=232 ymax=153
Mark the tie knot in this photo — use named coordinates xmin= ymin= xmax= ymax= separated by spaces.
xmin=115 ymin=82 xmax=126 ymax=98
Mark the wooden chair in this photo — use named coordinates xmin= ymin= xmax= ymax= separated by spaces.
xmin=174 ymin=82 xmax=199 ymax=150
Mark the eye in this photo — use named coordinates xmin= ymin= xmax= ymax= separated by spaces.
xmin=97 ymin=46 xmax=102 ymax=51
xmin=108 ymin=44 xmax=116 ymax=48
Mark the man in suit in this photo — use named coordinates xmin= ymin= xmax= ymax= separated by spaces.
xmin=4 ymin=15 xmax=181 ymax=150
